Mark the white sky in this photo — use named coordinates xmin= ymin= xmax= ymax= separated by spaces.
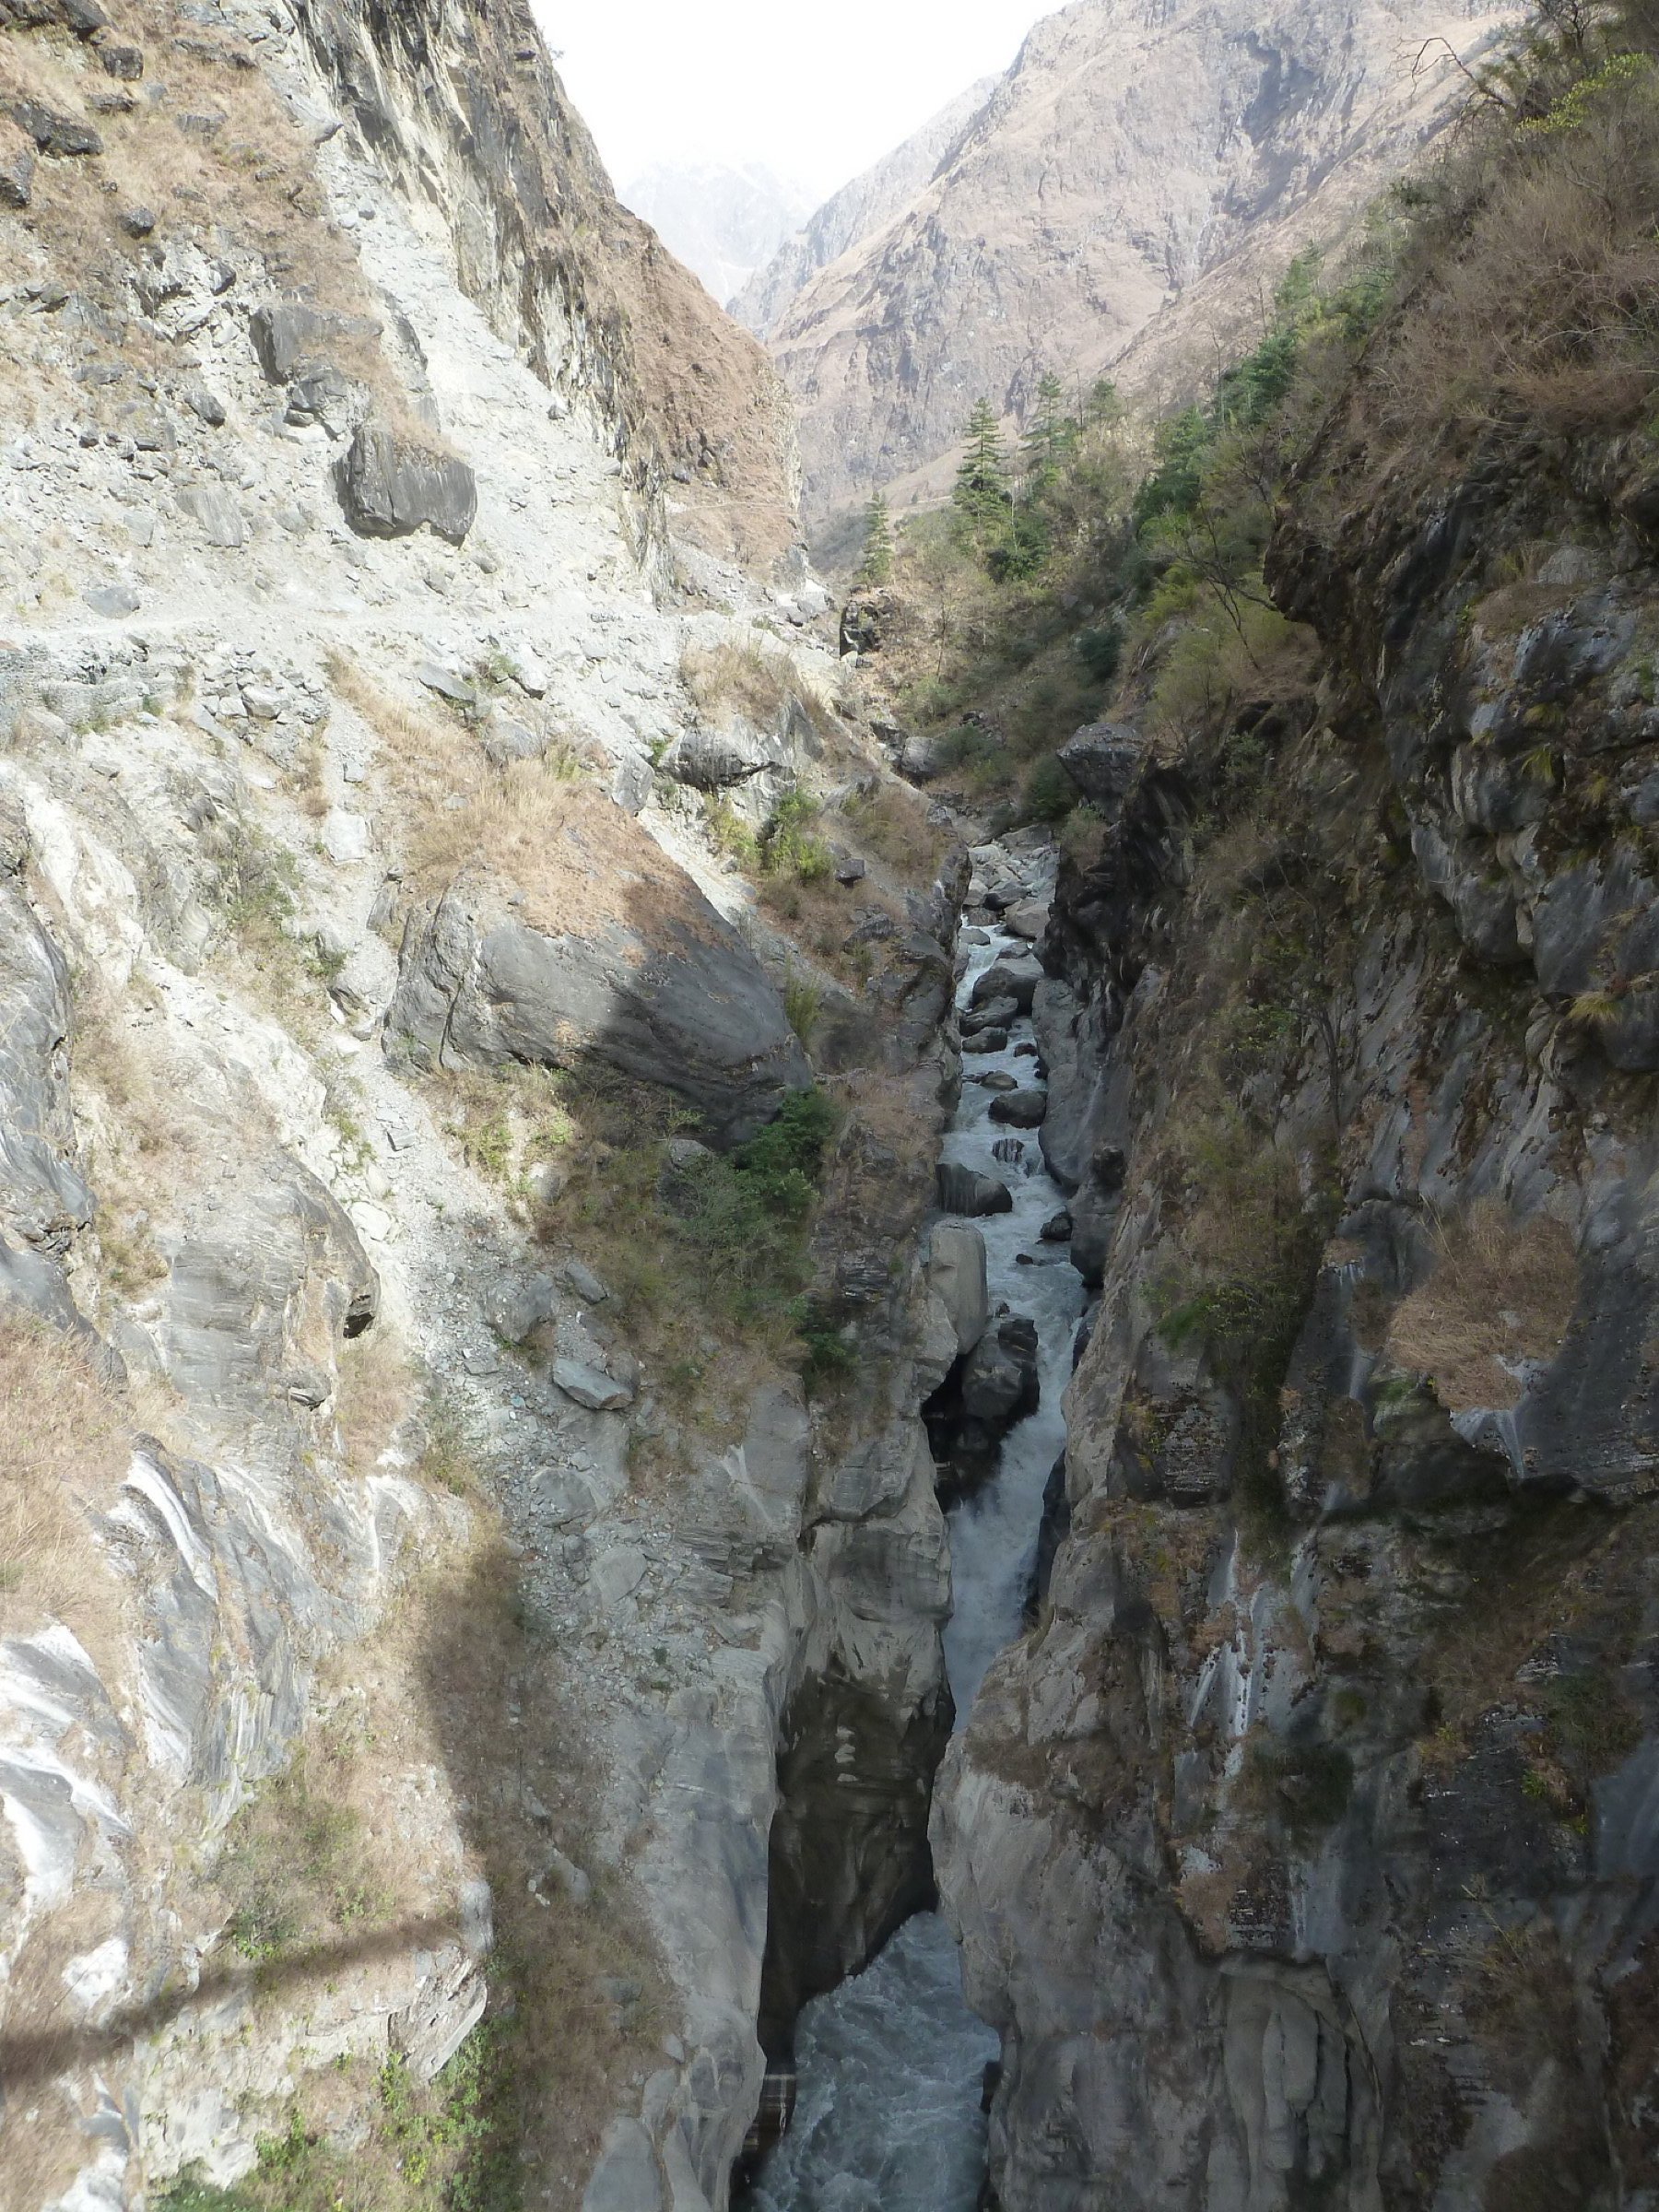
xmin=534 ymin=0 xmax=1056 ymax=203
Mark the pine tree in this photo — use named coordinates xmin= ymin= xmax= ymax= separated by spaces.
xmin=1021 ymin=371 xmax=1073 ymax=498
xmin=952 ymin=398 xmax=1013 ymax=551
xmin=854 ymin=489 xmax=894 ymax=586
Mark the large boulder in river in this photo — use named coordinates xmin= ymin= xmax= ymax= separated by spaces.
xmin=989 ymin=1088 xmax=1048 ymax=1129
xmin=385 ymin=783 xmax=809 ymax=1146
xmin=335 ymin=422 xmax=477 ymax=545
xmin=937 ymin=1163 xmax=1013 ymax=1218
xmin=971 ymin=956 xmax=1042 ymax=1013
xmin=927 ymin=1221 xmax=990 ymax=1357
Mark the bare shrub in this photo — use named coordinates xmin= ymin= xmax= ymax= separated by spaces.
xmin=1386 ymin=1200 xmax=1579 ymax=1411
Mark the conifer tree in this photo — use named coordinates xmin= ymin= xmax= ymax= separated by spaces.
xmin=1021 ymin=371 xmax=1073 ymax=497
xmin=854 ymin=489 xmax=894 ymax=586
xmin=952 ymin=398 xmax=1013 ymax=547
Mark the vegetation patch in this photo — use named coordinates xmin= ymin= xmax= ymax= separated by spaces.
xmin=1385 ymin=1200 xmax=1579 ymax=1413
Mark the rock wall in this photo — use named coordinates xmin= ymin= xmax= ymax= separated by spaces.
xmin=934 ymin=327 xmax=1659 ymax=2208
xmin=0 ymin=0 xmax=965 ymax=2203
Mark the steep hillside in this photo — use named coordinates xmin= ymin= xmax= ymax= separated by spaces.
xmin=925 ymin=13 xmax=1659 ymax=2205
xmin=731 ymin=77 xmax=996 ymax=341
xmin=0 ymin=0 xmax=971 ymax=2205
xmin=766 ymin=0 xmax=1520 ymax=532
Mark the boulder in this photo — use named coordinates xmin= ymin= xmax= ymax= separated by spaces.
xmin=8 ymin=98 xmax=101 ymax=156
xmin=962 ymin=1028 xmax=1008 ymax=1054
xmin=1040 ymin=1210 xmax=1074 ymax=1242
xmin=553 ymin=1357 xmax=633 ymax=1412
xmin=176 ymin=485 xmax=244 ymax=547
xmin=925 ymin=1315 xmax=1041 ymax=1500
xmin=961 ymin=996 xmax=1019 ymax=1036
xmin=249 ymin=300 xmax=380 ymax=382
xmin=1057 ymin=721 xmax=1142 ymax=810
xmin=385 ymin=794 xmax=811 ymax=1145
xmin=335 ymin=422 xmax=477 ymax=545
xmin=928 ymin=1220 xmax=990 ymax=1357
xmin=937 ymin=1163 xmax=1013 ymax=1217
xmin=662 ymin=723 xmax=784 ymax=791
xmin=0 ymin=135 xmax=34 ymax=207
xmin=972 ymin=956 xmax=1042 ymax=1013
xmin=989 ymin=1088 xmax=1048 ymax=1128
xmin=1003 ymin=899 xmax=1050 ymax=942
xmin=975 ymin=1070 xmax=1019 ymax=1092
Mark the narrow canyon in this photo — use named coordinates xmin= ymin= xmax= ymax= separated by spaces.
xmin=3 ymin=2 xmax=1658 ymax=2210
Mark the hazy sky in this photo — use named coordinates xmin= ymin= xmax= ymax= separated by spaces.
xmin=535 ymin=0 xmax=1055 ymax=202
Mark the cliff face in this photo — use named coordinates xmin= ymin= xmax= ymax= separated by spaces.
xmin=0 ymin=0 xmax=962 ymax=2203
xmin=760 ymin=0 xmax=1519 ymax=530
xmin=932 ymin=208 xmax=1659 ymax=2212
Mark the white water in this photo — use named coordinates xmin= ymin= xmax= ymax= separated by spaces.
xmin=751 ymin=917 xmax=1084 ymax=2212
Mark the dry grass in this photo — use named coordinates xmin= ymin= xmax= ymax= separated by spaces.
xmin=332 ymin=1330 xmax=417 ymax=1477
xmin=682 ymin=638 xmax=794 ymax=730
xmin=1365 ymin=55 xmax=1659 ymax=465
xmin=1386 ymin=1200 xmax=1579 ymax=1413
xmin=0 ymin=1319 xmax=128 ymax=1651
xmin=0 ymin=5 xmax=441 ymax=445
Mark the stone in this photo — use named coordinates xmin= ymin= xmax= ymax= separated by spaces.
xmin=335 ymin=422 xmax=477 ymax=545
xmin=928 ymin=1220 xmax=990 ymax=1356
xmin=561 ymin=1259 xmax=610 ymax=1305
xmin=937 ymin=1162 xmax=1013 ymax=1217
xmin=1003 ymin=898 xmax=1050 ymax=941
xmin=83 ymin=583 xmax=139 ymax=617
xmin=8 ymin=99 xmax=102 ymax=157
xmin=962 ymin=1028 xmax=1009 ymax=1054
xmin=416 ymin=660 xmax=477 ymax=705
xmin=175 ymin=485 xmax=245 ymax=547
xmin=833 ymin=850 xmax=866 ymax=885
xmin=975 ymin=1070 xmax=1019 ymax=1092
xmin=971 ymin=956 xmax=1042 ymax=1013
xmin=0 ymin=138 xmax=35 ymax=208
xmin=484 ymin=1273 xmax=558 ymax=1343
xmin=1057 ymin=721 xmax=1142 ymax=809
xmin=961 ymin=997 xmax=1019 ymax=1036
xmin=181 ymin=380 xmax=227 ymax=427
xmin=989 ymin=1088 xmax=1047 ymax=1128
xmin=120 ymin=204 xmax=155 ymax=237
xmin=1040 ymin=1209 xmax=1073 ymax=1242
xmin=386 ymin=844 xmax=812 ymax=1147
xmin=553 ymin=1357 xmax=634 ymax=1412
xmin=249 ymin=300 xmax=380 ymax=382
xmin=98 ymin=40 xmax=144 ymax=77
xmin=582 ymin=2116 xmax=664 ymax=2212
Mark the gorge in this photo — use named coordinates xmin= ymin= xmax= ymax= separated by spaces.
xmin=4 ymin=0 xmax=1659 ymax=2209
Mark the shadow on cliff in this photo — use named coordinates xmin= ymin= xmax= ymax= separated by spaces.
xmin=0 ymin=1916 xmax=461 ymax=2091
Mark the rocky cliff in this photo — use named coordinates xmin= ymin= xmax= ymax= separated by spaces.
xmin=0 ymin=0 xmax=973 ymax=2203
xmin=760 ymin=0 xmax=1520 ymax=532
xmin=932 ymin=46 xmax=1659 ymax=2206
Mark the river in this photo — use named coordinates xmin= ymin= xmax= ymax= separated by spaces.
xmin=749 ymin=903 xmax=1084 ymax=2210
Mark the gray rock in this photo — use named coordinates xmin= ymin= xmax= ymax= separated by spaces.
xmin=386 ymin=862 xmax=812 ymax=1147
xmin=971 ymin=956 xmax=1042 ymax=1013
xmin=1057 ymin=721 xmax=1142 ymax=809
xmin=582 ymin=2120 xmax=664 ymax=2212
xmin=176 ymin=485 xmax=244 ymax=547
xmin=120 ymin=203 xmax=155 ymax=237
xmin=8 ymin=98 xmax=102 ymax=156
xmin=415 ymin=660 xmax=477 ymax=706
xmin=833 ymin=850 xmax=867 ymax=885
xmin=335 ymin=422 xmax=477 ymax=545
xmin=989 ymin=1088 xmax=1047 ymax=1128
xmin=961 ymin=997 xmax=1019 ymax=1036
xmin=561 ymin=1258 xmax=610 ymax=1305
xmin=1040 ymin=1209 xmax=1073 ymax=1242
xmin=928 ymin=1220 xmax=990 ymax=1356
xmin=975 ymin=1070 xmax=1019 ymax=1092
xmin=553 ymin=1357 xmax=633 ymax=1411
xmin=1003 ymin=898 xmax=1050 ymax=941
xmin=663 ymin=723 xmax=784 ymax=791
xmin=180 ymin=378 xmax=226 ymax=427
xmin=937 ymin=1163 xmax=1013 ymax=1217
xmin=962 ymin=1028 xmax=1009 ymax=1054
xmin=0 ymin=138 xmax=35 ymax=208
xmin=97 ymin=40 xmax=144 ymax=78
xmin=484 ymin=1273 xmax=558 ymax=1345
xmin=248 ymin=300 xmax=380 ymax=382
xmin=82 ymin=583 xmax=139 ymax=617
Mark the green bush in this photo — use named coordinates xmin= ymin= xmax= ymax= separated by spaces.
xmin=761 ymin=793 xmax=834 ymax=884
xmin=1075 ymin=624 xmax=1123 ymax=683
xmin=1020 ymin=754 xmax=1075 ymax=823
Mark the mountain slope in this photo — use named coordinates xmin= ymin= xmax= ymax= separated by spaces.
xmin=766 ymin=0 xmax=1521 ymax=530
xmin=732 ymin=76 xmax=998 ymax=340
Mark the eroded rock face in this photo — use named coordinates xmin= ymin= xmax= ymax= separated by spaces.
xmin=386 ymin=867 xmax=810 ymax=1147
xmin=935 ymin=350 xmax=1659 ymax=2212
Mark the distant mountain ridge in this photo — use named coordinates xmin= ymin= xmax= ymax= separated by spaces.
xmin=623 ymin=161 xmax=816 ymax=307
xmin=732 ymin=76 xmax=1000 ymax=340
xmin=751 ymin=0 xmax=1523 ymax=530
